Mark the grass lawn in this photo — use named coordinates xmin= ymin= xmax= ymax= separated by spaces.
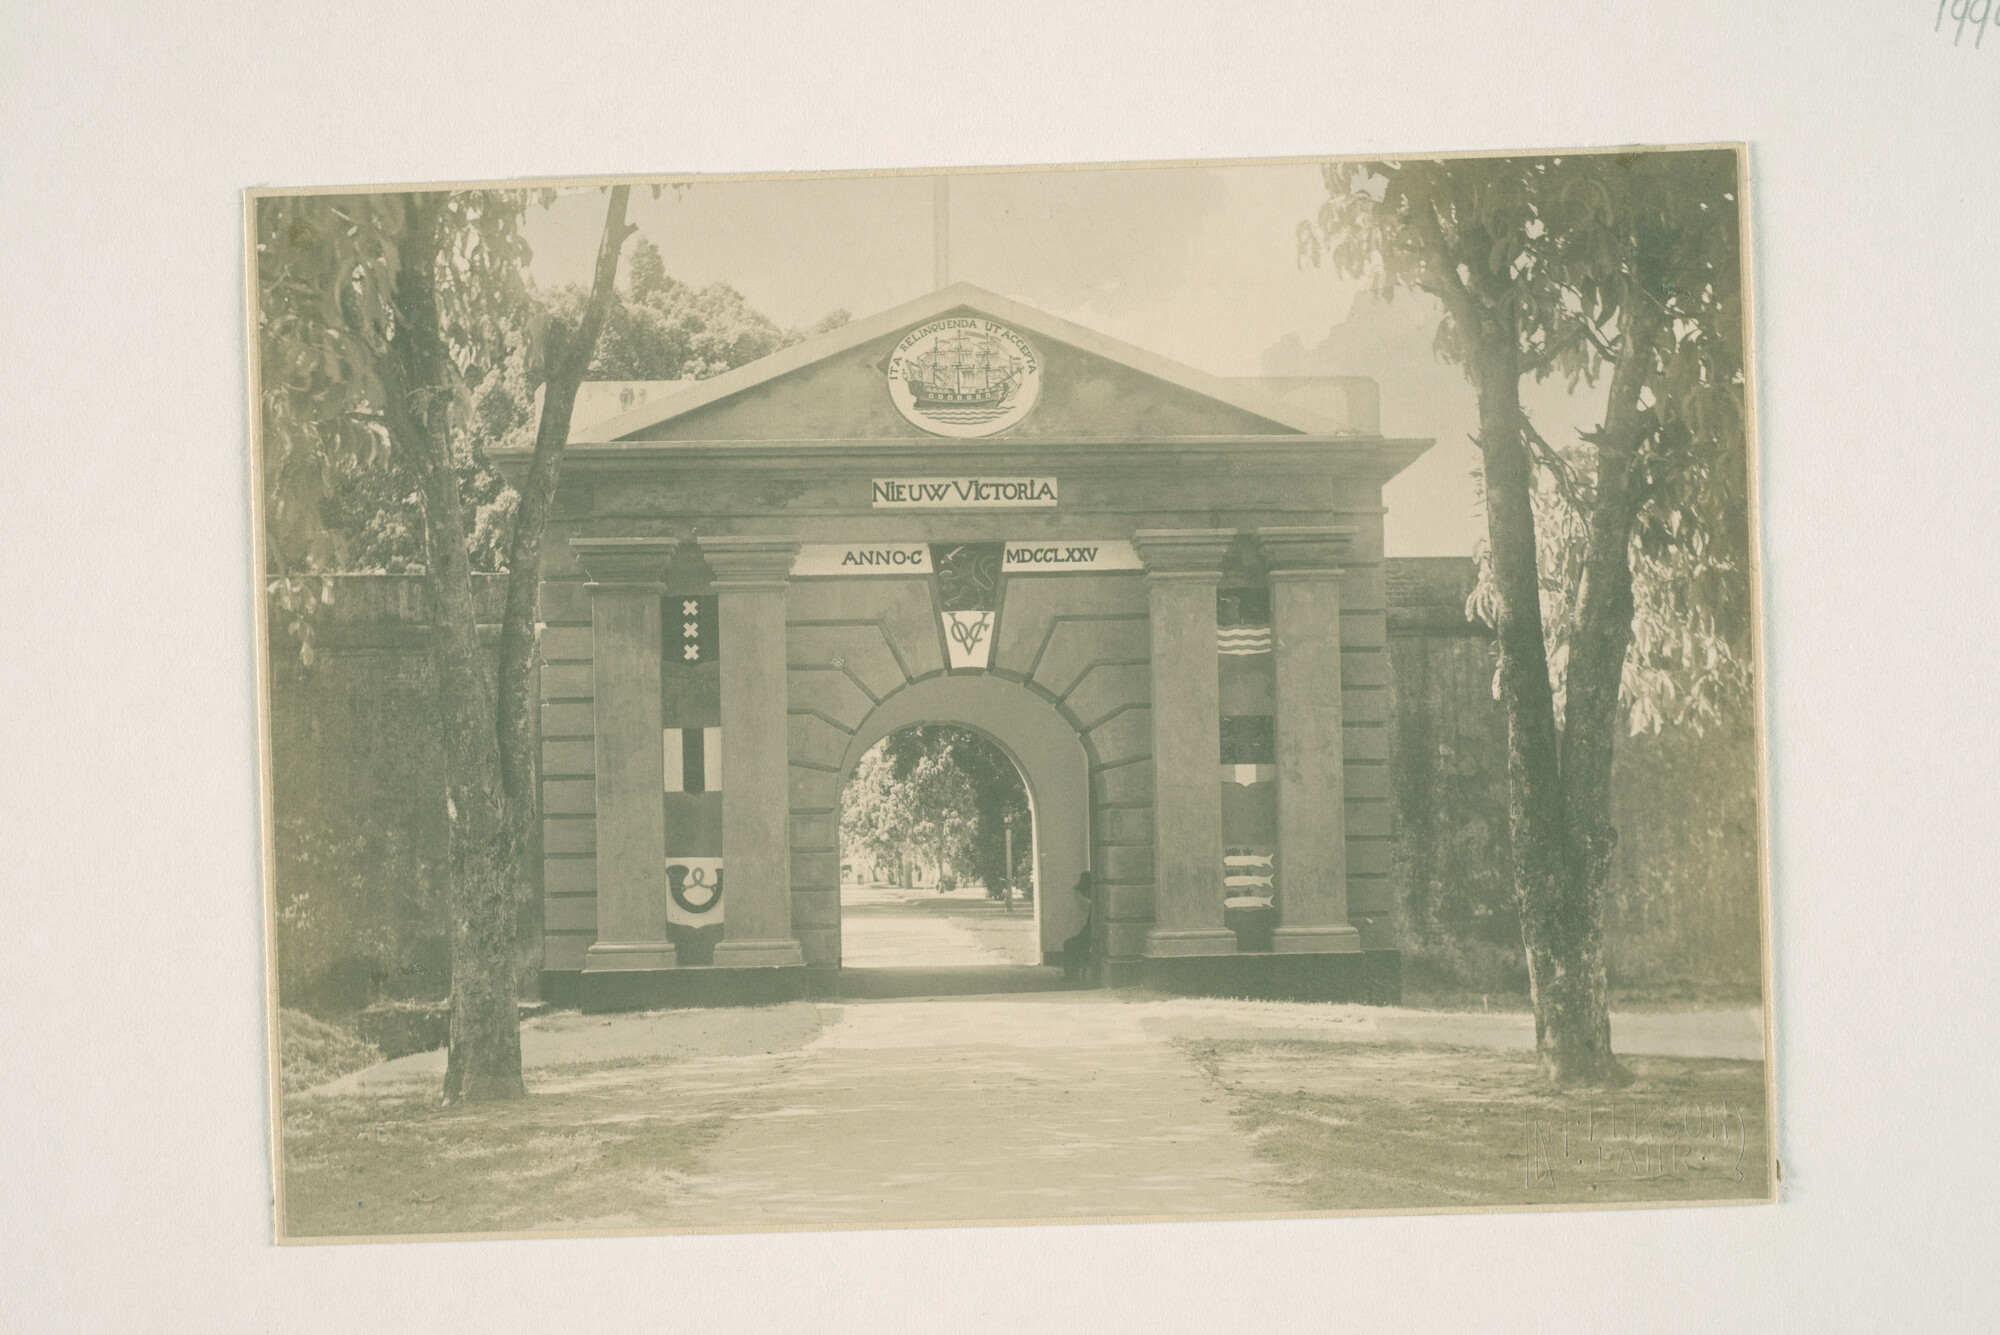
xmin=277 ymin=1010 xmax=382 ymax=1095
xmin=280 ymin=1061 xmax=738 ymax=1239
xmin=1402 ymin=982 xmax=1766 ymax=1014
xmin=1187 ymin=1038 xmax=1771 ymax=1211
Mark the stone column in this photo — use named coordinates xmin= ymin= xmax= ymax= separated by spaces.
xmin=697 ymin=535 xmax=806 ymax=969
xmin=1133 ymin=529 xmax=1237 ymax=957
xmin=1257 ymin=526 xmax=1361 ymax=953
xmin=572 ymin=538 xmax=678 ymax=974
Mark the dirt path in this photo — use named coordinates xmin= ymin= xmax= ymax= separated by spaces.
xmin=300 ymin=992 xmax=1766 ymax=1233
xmin=837 ymin=913 xmax=1012 ymax=967
xmin=840 ymin=882 xmax=1042 ymax=967
xmin=663 ymin=998 xmax=1287 ymax=1226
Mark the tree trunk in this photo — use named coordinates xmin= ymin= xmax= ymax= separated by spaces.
xmin=496 ymin=188 xmax=633 ymax=828
xmin=379 ymin=194 xmax=526 ymax=1102
xmin=493 ymin=187 xmax=634 ymax=989
xmin=374 ymin=188 xmax=634 ymax=1103
xmin=1468 ymin=348 xmax=1621 ymax=1084
xmin=1405 ymin=200 xmax=1619 ymax=1083
xmin=1537 ymin=315 xmax=1663 ymax=1086
xmin=1392 ymin=165 xmax=1707 ymax=1087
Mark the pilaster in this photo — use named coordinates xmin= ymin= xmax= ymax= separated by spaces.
xmin=1133 ymin=529 xmax=1237 ymax=958
xmin=698 ymin=535 xmax=807 ymax=968
xmin=572 ymin=539 xmax=678 ymax=973
xmin=1256 ymin=526 xmax=1362 ymax=954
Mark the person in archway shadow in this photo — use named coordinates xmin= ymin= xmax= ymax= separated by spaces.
xmin=1061 ymin=871 xmax=1096 ymax=986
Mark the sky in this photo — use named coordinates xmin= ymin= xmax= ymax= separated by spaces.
xmin=520 ymin=163 xmax=1609 ymax=557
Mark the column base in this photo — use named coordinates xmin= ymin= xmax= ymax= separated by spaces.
xmin=1272 ymin=924 xmax=1363 ymax=954
xmin=713 ymin=937 xmax=807 ymax=968
xmin=582 ymin=940 xmax=678 ymax=972
xmin=1100 ymin=958 xmax=1146 ymax=988
xmin=1141 ymin=950 xmax=1401 ymax=1003
xmin=1143 ymin=928 xmax=1239 ymax=958
xmin=578 ymin=965 xmax=809 ymax=1012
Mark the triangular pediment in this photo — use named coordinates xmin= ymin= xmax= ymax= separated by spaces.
xmin=573 ymin=283 xmax=1355 ymax=444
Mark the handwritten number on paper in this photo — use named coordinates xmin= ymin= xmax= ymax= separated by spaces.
xmin=1938 ymin=0 xmax=1992 ymax=47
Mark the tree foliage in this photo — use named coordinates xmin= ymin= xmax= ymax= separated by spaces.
xmin=260 ymin=225 xmax=825 ymax=599
xmin=257 ymin=191 xmax=535 ymax=655
xmin=588 ymin=236 xmax=803 ymax=382
xmin=840 ymin=727 xmax=1029 ymax=890
xmin=1304 ymin=152 xmax=1752 ymax=734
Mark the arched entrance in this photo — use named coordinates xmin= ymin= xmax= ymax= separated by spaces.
xmin=835 ymin=674 xmax=1091 ymax=968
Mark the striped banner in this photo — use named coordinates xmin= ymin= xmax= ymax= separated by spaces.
xmin=1224 ymin=852 xmax=1275 ymax=881
xmin=1224 ymin=851 xmax=1276 ymax=906
xmin=663 ymin=727 xmax=722 ymax=794
xmin=1217 ymin=624 xmax=1272 ymax=655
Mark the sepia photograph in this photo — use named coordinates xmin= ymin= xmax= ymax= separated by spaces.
xmin=252 ymin=148 xmax=1773 ymax=1241
xmin=14 ymin=3 xmax=2000 ymax=1330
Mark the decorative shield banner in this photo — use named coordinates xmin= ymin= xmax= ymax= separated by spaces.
xmin=1217 ymin=587 xmax=1272 ymax=656
xmin=670 ymin=595 xmax=718 ymax=663
xmin=932 ymin=541 xmax=1002 ymax=670
xmin=665 ymin=856 xmax=724 ymax=927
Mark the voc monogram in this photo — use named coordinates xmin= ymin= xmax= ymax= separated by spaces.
xmin=948 ymin=612 xmax=991 ymax=655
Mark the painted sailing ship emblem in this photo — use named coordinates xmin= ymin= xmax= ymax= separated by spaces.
xmin=907 ymin=332 xmax=1019 ymax=415
xmin=887 ymin=317 xmax=1041 ymax=437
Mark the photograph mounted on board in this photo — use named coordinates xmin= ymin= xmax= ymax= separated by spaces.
xmin=249 ymin=146 xmax=1773 ymax=1242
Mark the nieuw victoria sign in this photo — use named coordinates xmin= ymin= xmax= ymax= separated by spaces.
xmin=871 ymin=477 xmax=1058 ymax=508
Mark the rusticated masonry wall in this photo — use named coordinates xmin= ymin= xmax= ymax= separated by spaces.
xmin=992 ymin=574 xmax=1155 ymax=965
xmin=532 ymin=569 xmax=599 ymax=973
xmin=781 ymin=549 xmax=1396 ymax=969
xmin=1384 ymin=556 xmax=1765 ymax=993
xmin=784 ymin=576 xmax=948 ymax=966
xmin=266 ymin=574 xmax=541 ymax=1017
xmin=1331 ymin=550 xmax=1396 ymax=952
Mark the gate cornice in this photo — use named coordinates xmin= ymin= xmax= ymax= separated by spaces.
xmin=495 ymin=435 xmax=1432 ymax=487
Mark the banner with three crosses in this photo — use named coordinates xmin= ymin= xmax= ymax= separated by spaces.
xmin=662 ymin=594 xmax=723 ymax=931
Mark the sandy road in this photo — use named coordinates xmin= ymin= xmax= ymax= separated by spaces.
xmin=661 ymin=997 xmax=1287 ymax=1226
xmin=314 ymin=992 xmax=1761 ymax=1229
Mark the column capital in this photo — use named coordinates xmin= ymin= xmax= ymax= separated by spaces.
xmin=1133 ymin=528 xmax=1235 ymax=577
xmin=697 ymin=535 xmax=801 ymax=589
xmin=571 ymin=537 xmax=677 ymax=589
xmin=1254 ymin=525 xmax=1357 ymax=576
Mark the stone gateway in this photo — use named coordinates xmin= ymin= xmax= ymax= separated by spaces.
xmin=496 ymin=283 xmax=1431 ymax=1011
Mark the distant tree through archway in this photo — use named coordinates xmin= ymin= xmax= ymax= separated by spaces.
xmin=839 ymin=726 xmax=1039 ymax=968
